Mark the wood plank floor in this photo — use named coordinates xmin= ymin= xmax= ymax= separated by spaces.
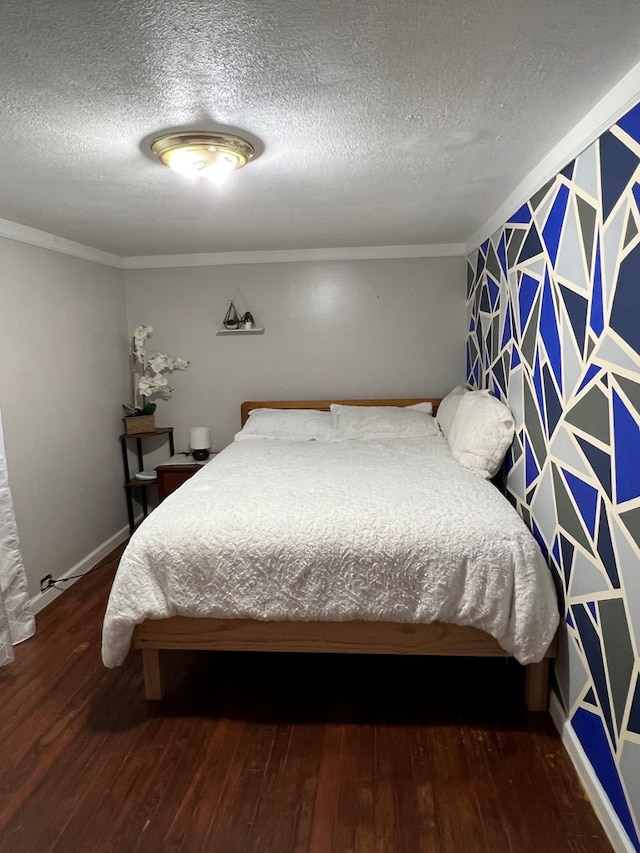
xmin=0 ymin=546 xmax=613 ymax=853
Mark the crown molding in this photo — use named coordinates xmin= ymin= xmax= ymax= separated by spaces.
xmin=0 ymin=216 xmax=465 ymax=268
xmin=121 ymin=243 xmax=467 ymax=269
xmin=466 ymin=57 xmax=640 ymax=253
xmin=0 ymin=217 xmax=123 ymax=268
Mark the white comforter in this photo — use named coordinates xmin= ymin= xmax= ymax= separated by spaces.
xmin=102 ymin=435 xmax=559 ymax=667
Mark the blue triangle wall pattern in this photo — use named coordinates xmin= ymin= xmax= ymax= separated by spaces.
xmin=467 ymin=96 xmax=640 ymax=850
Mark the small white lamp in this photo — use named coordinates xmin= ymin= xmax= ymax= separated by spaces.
xmin=190 ymin=427 xmax=211 ymax=461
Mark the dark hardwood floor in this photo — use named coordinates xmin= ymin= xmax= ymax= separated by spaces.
xmin=0 ymin=546 xmax=613 ymax=853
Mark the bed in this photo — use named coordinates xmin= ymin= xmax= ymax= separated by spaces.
xmin=102 ymin=398 xmax=559 ymax=710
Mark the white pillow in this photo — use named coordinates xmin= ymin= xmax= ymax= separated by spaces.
xmin=234 ymin=408 xmax=335 ymax=441
xmin=447 ymin=391 xmax=515 ymax=478
xmin=435 ymin=385 xmax=469 ymax=438
xmin=407 ymin=401 xmax=433 ymax=414
xmin=330 ymin=404 xmax=439 ymax=439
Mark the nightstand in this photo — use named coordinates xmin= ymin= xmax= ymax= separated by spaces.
xmin=155 ymin=454 xmax=216 ymax=502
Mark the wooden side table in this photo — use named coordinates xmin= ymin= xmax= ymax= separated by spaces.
xmin=155 ymin=454 xmax=216 ymax=502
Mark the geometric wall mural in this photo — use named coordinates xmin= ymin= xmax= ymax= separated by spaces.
xmin=468 ymin=98 xmax=640 ymax=851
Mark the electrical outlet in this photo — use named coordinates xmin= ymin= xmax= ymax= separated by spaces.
xmin=40 ymin=574 xmax=53 ymax=593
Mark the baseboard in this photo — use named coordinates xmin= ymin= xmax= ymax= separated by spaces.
xmin=549 ymin=689 xmax=635 ymax=853
xmin=28 ymin=523 xmax=131 ymax=616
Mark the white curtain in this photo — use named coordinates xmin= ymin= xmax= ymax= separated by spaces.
xmin=0 ymin=407 xmax=34 ymax=667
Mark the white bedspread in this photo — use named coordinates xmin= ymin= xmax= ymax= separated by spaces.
xmin=102 ymin=436 xmax=559 ymax=667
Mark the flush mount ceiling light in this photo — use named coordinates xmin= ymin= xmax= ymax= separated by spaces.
xmin=151 ymin=131 xmax=255 ymax=185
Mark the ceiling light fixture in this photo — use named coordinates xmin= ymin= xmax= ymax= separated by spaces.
xmin=151 ymin=131 xmax=255 ymax=185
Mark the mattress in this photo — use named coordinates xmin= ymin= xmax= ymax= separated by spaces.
xmin=102 ymin=434 xmax=559 ymax=668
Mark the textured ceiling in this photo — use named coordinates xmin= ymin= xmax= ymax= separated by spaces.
xmin=1 ymin=0 xmax=640 ymax=257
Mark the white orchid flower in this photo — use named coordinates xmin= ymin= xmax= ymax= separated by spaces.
xmin=138 ymin=374 xmax=168 ymax=396
xmin=134 ymin=324 xmax=152 ymax=341
xmin=147 ymin=377 xmax=173 ymax=399
xmin=148 ymin=353 xmax=173 ymax=374
xmin=147 ymin=376 xmax=169 ymax=393
xmin=137 ymin=377 xmax=155 ymax=397
xmin=127 ymin=324 xmax=188 ymax=411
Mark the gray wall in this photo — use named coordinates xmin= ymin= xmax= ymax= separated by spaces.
xmin=124 ymin=256 xmax=467 ymax=453
xmin=0 ymin=244 xmax=466 ymax=600
xmin=0 ymin=237 xmax=129 ymax=597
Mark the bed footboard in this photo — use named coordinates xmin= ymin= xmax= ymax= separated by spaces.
xmin=134 ymin=618 xmax=557 ymax=710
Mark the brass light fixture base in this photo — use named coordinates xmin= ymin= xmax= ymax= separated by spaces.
xmin=151 ymin=131 xmax=255 ymax=182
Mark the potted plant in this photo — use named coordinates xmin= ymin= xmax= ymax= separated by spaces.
xmin=123 ymin=325 xmax=189 ymax=434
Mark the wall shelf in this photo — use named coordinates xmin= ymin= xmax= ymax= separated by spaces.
xmin=216 ymin=327 xmax=265 ymax=336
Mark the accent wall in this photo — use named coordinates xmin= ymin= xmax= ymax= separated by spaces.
xmin=467 ymin=99 xmax=640 ymax=849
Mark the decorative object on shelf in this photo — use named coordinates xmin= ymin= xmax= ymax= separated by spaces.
xmin=223 ymin=302 xmax=242 ymax=329
xmin=241 ymin=311 xmax=255 ymax=330
xmin=150 ymin=131 xmax=254 ymax=185
xmin=190 ymin=427 xmax=212 ymax=461
xmin=134 ymin=470 xmax=157 ymax=481
xmin=123 ymin=415 xmax=156 ymax=435
xmin=122 ymin=325 xmax=189 ymax=431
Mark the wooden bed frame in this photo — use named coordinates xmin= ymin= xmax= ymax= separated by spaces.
xmin=133 ymin=398 xmax=557 ymax=711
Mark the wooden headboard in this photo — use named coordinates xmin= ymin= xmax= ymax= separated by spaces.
xmin=240 ymin=398 xmax=442 ymax=426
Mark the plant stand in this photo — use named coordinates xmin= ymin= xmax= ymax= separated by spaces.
xmin=120 ymin=427 xmax=175 ymax=532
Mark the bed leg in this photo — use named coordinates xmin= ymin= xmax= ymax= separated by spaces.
xmin=524 ymin=659 xmax=549 ymax=711
xmin=141 ymin=648 xmax=165 ymax=700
